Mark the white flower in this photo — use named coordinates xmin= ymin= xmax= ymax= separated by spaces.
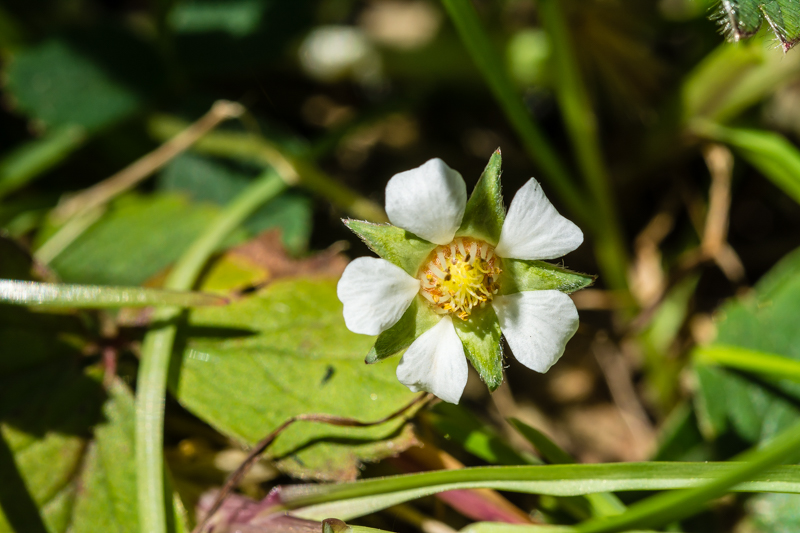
xmin=337 ymin=157 xmax=586 ymax=404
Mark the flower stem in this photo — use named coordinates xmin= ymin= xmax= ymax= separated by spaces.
xmin=135 ymin=170 xmax=287 ymax=533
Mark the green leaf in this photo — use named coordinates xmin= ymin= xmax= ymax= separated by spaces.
xmin=281 ymin=462 xmax=800 ymax=522
xmin=0 ymin=126 xmax=86 ymax=200
xmin=713 ymin=0 xmax=763 ymax=42
xmin=499 ymin=259 xmax=595 ymax=295
xmin=0 ymin=361 xmax=141 ymax=533
xmin=454 ymin=306 xmax=503 ymax=391
xmin=4 ymin=29 xmax=162 ymax=131
xmin=159 ymin=154 xmax=313 ymax=253
xmin=693 ymin=246 xmax=800 ymax=443
xmin=0 ymin=279 xmax=228 ymax=308
xmin=47 ymin=193 xmax=236 ymax=286
xmin=692 ymin=122 xmax=800 ymax=205
xmin=365 ymin=297 xmax=439 ymax=364
xmin=457 ymin=149 xmax=505 ymax=245
xmin=172 ymin=277 xmax=420 ymax=481
xmin=344 ymin=219 xmax=435 ymax=276
xmin=713 ymin=0 xmax=800 ymax=50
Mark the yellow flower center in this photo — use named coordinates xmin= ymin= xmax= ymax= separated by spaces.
xmin=419 ymin=237 xmax=501 ymax=320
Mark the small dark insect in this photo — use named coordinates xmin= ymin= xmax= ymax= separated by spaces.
xmin=321 ymin=365 xmax=335 ymax=385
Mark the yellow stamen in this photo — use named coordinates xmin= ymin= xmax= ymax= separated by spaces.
xmin=418 ymin=237 xmax=501 ymax=320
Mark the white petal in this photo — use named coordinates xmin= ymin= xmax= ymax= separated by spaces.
xmin=492 ymin=290 xmax=579 ymax=373
xmin=396 ymin=316 xmax=468 ymax=404
xmin=495 ymin=178 xmax=583 ymax=260
xmin=337 ymin=257 xmax=420 ymax=336
xmin=385 ymin=158 xmax=467 ymax=245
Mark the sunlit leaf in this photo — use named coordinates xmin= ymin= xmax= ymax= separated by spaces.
xmin=172 ymin=268 xmax=420 ymax=481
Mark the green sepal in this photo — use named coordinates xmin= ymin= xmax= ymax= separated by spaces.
xmin=499 ymin=258 xmax=595 ymax=295
xmin=456 ymin=148 xmax=505 ymax=245
xmin=366 ymin=296 xmax=440 ymax=363
xmin=454 ymin=305 xmax=504 ymax=391
xmin=344 ymin=219 xmax=436 ymax=276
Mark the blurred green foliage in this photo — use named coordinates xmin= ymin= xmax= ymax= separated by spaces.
xmin=2 ymin=0 xmax=800 ymax=532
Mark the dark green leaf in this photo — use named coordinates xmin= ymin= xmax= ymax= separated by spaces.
xmin=457 ymin=149 xmax=505 ymax=245
xmin=172 ymin=277 xmax=420 ymax=481
xmin=344 ymin=219 xmax=435 ymax=276
xmin=159 ymin=154 xmax=313 ymax=254
xmin=499 ymin=258 xmax=595 ymax=295
xmin=365 ymin=297 xmax=439 ymax=364
xmin=454 ymin=306 xmax=503 ymax=391
xmin=4 ymin=29 xmax=162 ymax=131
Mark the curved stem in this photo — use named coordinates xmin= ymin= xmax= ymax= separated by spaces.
xmin=136 ymin=170 xmax=287 ymax=533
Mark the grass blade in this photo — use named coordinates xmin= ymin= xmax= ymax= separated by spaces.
xmin=438 ymin=0 xmax=586 ymax=219
xmin=0 ymin=279 xmax=227 ymax=308
xmin=695 ymin=344 xmax=800 ymax=383
xmin=282 ymin=462 xmax=800 ymax=522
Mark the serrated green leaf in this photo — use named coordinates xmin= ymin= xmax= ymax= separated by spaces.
xmin=714 ymin=0 xmax=763 ymax=41
xmin=365 ymin=297 xmax=439 ymax=364
xmin=454 ymin=306 xmax=503 ymax=391
xmin=712 ymin=0 xmax=800 ymax=49
xmin=457 ymin=149 xmax=505 ymax=245
xmin=344 ymin=219 xmax=435 ymax=276
xmin=0 ymin=279 xmax=227 ymax=308
xmin=172 ymin=277 xmax=420 ymax=481
xmin=498 ymin=258 xmax=594 ymax=295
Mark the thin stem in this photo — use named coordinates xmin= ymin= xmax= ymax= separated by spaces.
xmin=136 ymin=170 xmax=287 ymax=533
xmin=573 ymin=420 xmax=800 ymax=533
xmin=147 ymin=115 xmax=388 ymax=223
xmin=54 ymin=100 xmax=244 ymax=223
xmin=538 ymin=0 xmax=628 ymax=291
xmin=439 ymin=0 xmax=588 ymax=220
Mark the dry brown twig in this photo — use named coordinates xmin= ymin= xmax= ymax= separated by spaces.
xmin=192 ymin=393 xmax=433 ymax=533
xmin=52 ymin=100 xmax=246 ymax=223
xmin=626 ymin=143 xmax=745 ymax=333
